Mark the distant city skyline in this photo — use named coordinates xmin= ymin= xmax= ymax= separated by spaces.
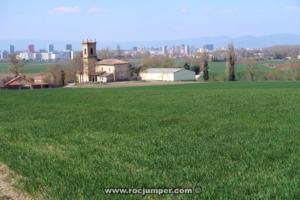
xmin=1 ymin=33 xmax=300 ymax=52
xmin=0 ymin=0 xmax=300 ymax=42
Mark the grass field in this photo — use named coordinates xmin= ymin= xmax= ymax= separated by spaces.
xmin=0 ymin=63 xmax=70 ymax=74
xmin=0 ymin=83 xmax=300 ymax=199
xmin=208 ymin=61 xmax=271 ymax=74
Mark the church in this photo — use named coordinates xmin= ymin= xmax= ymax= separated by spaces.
xmin=76 ymin=40 xmax=131 ymax=83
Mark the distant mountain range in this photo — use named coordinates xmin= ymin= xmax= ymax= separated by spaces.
xmin=1 ymin=34 xmax=300 ymax=51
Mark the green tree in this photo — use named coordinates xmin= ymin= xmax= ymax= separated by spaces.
xmin=61 ymin=70 xmax=66 ymax=86
xmin=191 ymin=65 xmax=200 ymax=75
xmin=226 ymin=43 xmax=236 ymax=81
xmin=183 ymin=62 xmax=190 ymax=70
xmin=202 ymin=53 xmax=209 ymax=81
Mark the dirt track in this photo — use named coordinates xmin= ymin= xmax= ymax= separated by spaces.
xmin=71 ymin=81 xmax=204 ymax=89
xmin=0 ymin=164 xmax=32 ymax=200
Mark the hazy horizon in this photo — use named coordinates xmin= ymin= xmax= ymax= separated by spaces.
xmin=1 ymin=33 xmax=300 ymax=51
xmin=1 ymin=0 xmax=300 ymax=42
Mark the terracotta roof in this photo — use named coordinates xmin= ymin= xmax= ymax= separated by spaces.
xmin=4 ymin=75 xmax=34 ymax=86
xmin=96 ymin=59 xmax=129 ymax=65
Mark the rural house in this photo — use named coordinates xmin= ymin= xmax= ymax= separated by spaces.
xmin=4 ymin=75 xmax=34 ymax=89
xmin=3 ymin=75 xmax=50 ymax=89
xmin=76 ymin=40 xmax=130 ymax=83
xmin=140 ymin=68 xmax=195 ymax=81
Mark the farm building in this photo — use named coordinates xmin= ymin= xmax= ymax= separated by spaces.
xmin=93 ymin=59 xmax=131 ymax=82
xmin=3 ymin=75 xmax=50 ymax=89
xmin=4 ymin=75 xmax=34 ymax=89
xmin=140 ymin=68 xmax=195 ymax=81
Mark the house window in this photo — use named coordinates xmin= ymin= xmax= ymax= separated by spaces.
xmin=90 ymin=48 xmax=93 ymax=55
xmin=84 ymin=48 xmax=87 ymax=55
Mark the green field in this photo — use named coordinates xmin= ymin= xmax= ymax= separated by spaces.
xmin=208 ymin=61 xmax=271 ymax=73
xmin=0 ymin=83 xmax=300 ymax=199
xmin=0 ymin=63 xmax=70 ymax=74
xmin=0 ymin=60 xmax=287 ymax=79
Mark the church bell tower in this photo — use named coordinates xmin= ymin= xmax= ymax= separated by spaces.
xmin=82 ymin=39 xmax=98 ymax=82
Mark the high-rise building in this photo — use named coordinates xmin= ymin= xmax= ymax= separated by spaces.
xmin=9 ymin=45 xmax=15 ymax=54
xmin=161 ymin=45 xmax=168 ymax=55
xmin=181 ymin=44 xmax=186 ymax=55
xmin=184 ymin=45 xmax=190 ymax=55
xmin=28 ymin=44 xmax=35 ymax=53
xmin=49 ymin=44 xmax=54 ymax=52
xmin=2 ymin=50 xmax=9 ymax=60
xmin=175 ymin=45 xmax=181 ymax=55
xmin=203 ymin=44 xmax=214 ymax=51
xmin=39 ymin=49 xmax=47 ymax=53
xmin=66 ymin=44 xmax=72 ymax=51
xmin=116 ymin=44 xmax=121 ymax=51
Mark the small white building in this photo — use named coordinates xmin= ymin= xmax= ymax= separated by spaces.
xmin=19 ymin=52 xmax=35 ymax=60
xmin=297 ymin=55 xmax=300 ymax=60
xmin=50 ymin=51 xmax=72 ymax=60
xmin=40 ymin=53 xmax=51 ymax=61
xmin=140 ymin=68 xmax=195 ymax=81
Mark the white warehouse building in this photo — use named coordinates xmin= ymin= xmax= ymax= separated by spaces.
xmin=140 ymin=68 xmax=195 ymax=81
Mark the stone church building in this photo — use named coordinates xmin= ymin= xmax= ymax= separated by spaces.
xmin=76 ymin=40 xmax=130 ymax=83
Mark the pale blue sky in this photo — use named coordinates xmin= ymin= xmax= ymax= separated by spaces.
xmin=1 ymin=0 xmax=300 ymax=42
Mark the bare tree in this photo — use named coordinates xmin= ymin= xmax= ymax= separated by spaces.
xmin=8 ymin=54 xmax=25 ymax=77
xmin=47 ymin=65 xmax=65 ymax=86
xmin=142 ymin=55 xmax=175 ymax=68
xmin=70 ymin=53 xmax=83 ymax=72
xmin=68 ymin=53 xmax=83 ymax=82
xmin=226 ymin=43 xmax=236 ymax=81
xmin=99 ymin=48 xmax=114 ymax=59
xmin=245 ymin=58 xmax=258 ymax=81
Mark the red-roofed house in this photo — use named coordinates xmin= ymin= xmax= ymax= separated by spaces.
xmin=4 ymin=75 xmax=34 ymax=89
xmin=3 ymin=74 xmax=51 ymax=89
